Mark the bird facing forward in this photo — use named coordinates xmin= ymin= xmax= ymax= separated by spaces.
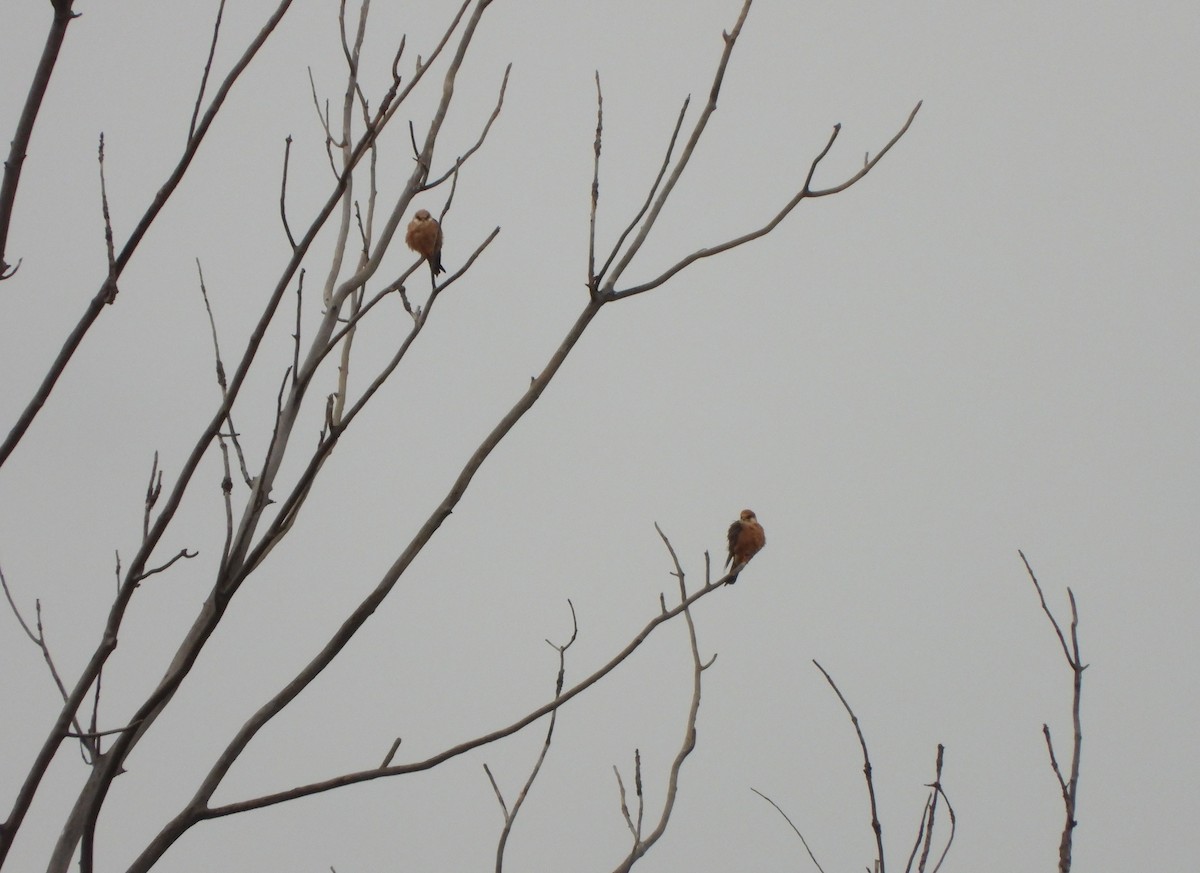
xmin=725 ymin=509 xmax=765 ymax=582
xmin=405 ymin=209 xmax=444 ymax=278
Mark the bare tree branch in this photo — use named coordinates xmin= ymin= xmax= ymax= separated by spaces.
xmin=97 ymin=135 xmax=118 ymax=304
xmin=594 ymin=97 xmax=690 ymax=291
xmin=607 ymin=100 xmax=922 ymax=301
xmin=188 ymin=0 xmax=228 ymax=142
xmin=608 ymin=525 xmax=712 ymax=872
xmin=587 ymin=72 xmax=603 ymax=294
xmin=279 ymin=135 xmax=298 ymax=249
xmin=134 ymin=549 xmax=199 ymax=584
xmin=598 ymin=0 xmax=755 ymax=295
xmin=488 ymin=601 xmax=579 ymax=873
xmin=114 ymin=573 xmax=728 ymax=873
xmin=141 ymin=451 xmax=163 ymax=543
xmin=0 ymin=0 xmax=299 ymax=472
xmin=0 ymin=565 xmax=95 ymax=761
xmin=813 ymin=660 xmax=886 ymax=873
xmin=195 ymin=261 xmax=251 ymax=487
xmin=750 ymin=788 xmax=827 ymax=873
xmin=0 ymin=0 xmax=79 ymax=281
xmin=64 ymin=722 xmax=143 ymax=741
xmin=1020 ymin=551 xmax=1085 ymax=873
xmin=329 ymin=1 xmax=377 ymax=423
xmin=926 ymin=781 xmax=956 ymax=873
xmin=911 ymin=744 xmax=954 ymax=873
xmin=308 ymin=66 xmax=339 ymax=175
xmin=4 ymin=5 xmax=454 ymax=863
xmin=1019 ymin=550 xmax=1073 ymax=667
xmin=614 ymin=763 xmax=638 ymax=841
xmin=424 ymin=63 xmax=512 ymax=191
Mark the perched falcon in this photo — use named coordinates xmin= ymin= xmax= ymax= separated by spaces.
xmin=405 ymin=209 xmax=444 ymax=277
xmin=725 ymin=509 xmax=765 ymax=582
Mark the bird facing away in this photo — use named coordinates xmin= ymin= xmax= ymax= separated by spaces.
xmin=725 ymin=509 xmax=765 ymax=582
xmin=405 ymin=209 xmax=444 ymax=277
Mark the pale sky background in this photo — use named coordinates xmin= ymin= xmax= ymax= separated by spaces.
xmin=1 ymin=1 xmax=1198 ymax=871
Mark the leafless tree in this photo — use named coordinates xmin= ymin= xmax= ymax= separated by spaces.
xmin=753 ymin=664 xmax=955 ymax=873
xmin=750 ymin=555 xmax=1087 ymax=873
xmin=0 ymin=1 xmax=919 ymax=871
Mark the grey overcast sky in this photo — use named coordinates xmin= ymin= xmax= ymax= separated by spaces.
xmin=2 ymin=1 xmax=1198 ymax=871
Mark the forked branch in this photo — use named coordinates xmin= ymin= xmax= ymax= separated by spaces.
xmin=484 ymin=599 xmax=573 ymax=873
xmin=607 ymin=100 xmax=922 ymax=301
xmin=760 ymin=667 xmax=952 ymax=873
xmin=608 ymin=525 xmax=711 ymax=873
xmin=111 ymin=569 xmax=727 ymax=873
xmin=486 ymin=600 xmax=577 ymax=873
xmin=0 ymin=566 xmax=94 ymax=758
xmin=1020 ymin=550 xmax=1085 ymax=873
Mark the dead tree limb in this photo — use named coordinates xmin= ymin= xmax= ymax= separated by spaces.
xmin=0 ymin=0 xmax=79 ymax=281
xmin=0 ymin=0 xmax=297 ymax=470
xmin=813 ymin=660 xmax=886 ymax=873
xmin=1020 ymin=550 xmax=1086 ymax=873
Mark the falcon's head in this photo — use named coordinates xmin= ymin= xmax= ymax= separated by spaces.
xmin=413 ymin=209 xmax=432 ymax=221
xmin=739 ymin=509 xmax=757 ymax=523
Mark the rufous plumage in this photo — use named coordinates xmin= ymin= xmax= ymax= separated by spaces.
xmin=405 ymin=209 xmax=444 ymax=278
xmin=725 ymin=509 xmax=765 ymax=582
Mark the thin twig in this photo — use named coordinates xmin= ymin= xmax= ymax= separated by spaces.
xmin=587 ymin=72 xmax=602 ymax=294
xmin=279 ymin=135 xmax=297 ymax=248
xmin=292 ymin=271 xmax=305 ymax=387
xmin=189 ymin=0 xmax=228 ymax=141
xmin=927 ymin=782 xmax=955 ymax=873
xmin=196 ymin=261 xmax=251 ymax=485
xmin=813 ymin=660 xmax=886 ymax=873
xmin=916 ymin=744 xmax=952 ymax=873
xmin=751 ymin=789 xmax=827 ymax=873
xmin=1020 ymin=550 xmax=1074 ymax=666
xmin=215 ymin=434 xmax=235 ymax=565
xmin=134 ymin=549 xmax=198 ymax=584
xmin=65 ymin=721 xmax=144 ymax=741
xmin=615 ymin=766 xmax=636 ymax=839
xmin=94 ymin=133 xmax=118 ymax=302
xmin=0 ymin=563 xmax=39 ymax=645
xmin=142 ymin=451 xmax=162 ymax=542
xmin=380 ymin=737 xmax=402 ymax=768
xmin=484 ymin=764 xmax=508 ymax=818
xmin=97 ymin=134 xmax=118 ymax=303
xmin=902 ymin=798 xmax=931 ymax=873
